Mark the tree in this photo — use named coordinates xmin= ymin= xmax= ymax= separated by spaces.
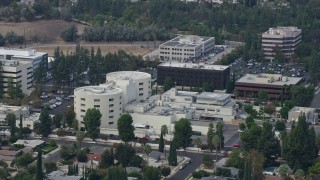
xmin=226 ymin=149 xmax=244 ymax=169
xmin=194 ymin=138 xmax=202 ymax=152
xmin=202 ymin=154 xmax=213 ymax=167
xmin=77 ymin=150 xmax=88 ymax=162
xmin=216 ymin=121 xmax=224 ymax=148
xmin=241 ymin=125 xmax=262 ymax=151
xmin=279 ymin=106 xmax=290 ymax=119
xmin=129 ymin=155 xmax=143 ymax=168
xmin=168 ymin=140 xmax=177 ymax=166
xmin=245 ymin=116 xmax=255 ymax=129
xmin=101 ymin=149 xmax=114 ymax=168
xmin=44 ymin=162 xmax=57 ymax=174
xmin=173 ymin=118 xmax=192 ymax=148
xmin=282 ymin=114 xmax=317 ymax=171
xmin=83 ymin=108 xmax=101 ymax=140
xmin=257 ymin=91 xmax=269 ymax=102
xmin=257 ymin=122 xmax=280 ymax=166
xmin=142 ymin=166 xmax=161 ymax=180
xmin=144 ymin=144 xmax=152 ymax=165
xmin=5 ymin=113 xmax=16 ymax=137
xmin=115 ymin=144 xmax=135 ymax=167
xmin=203 ymin=82 xmax=214 ymax=92
xmin=7 ymin=77 xmax=15 ymax=98
xmin=15 ymin=153 xmax=34 ymax=168
xmin=159 ymin=133 xmax=164 ymax=152
xmin=275 ymin=121 xmax=286 ymax=131
xmin=105 ymin=166 xmax=127 ymax=180
xmin=36 ymin=150 xmax=43 ymax=180
xmin=117 ymin=114 xmax=135 ymax=143
xmin=76 ymin=131 xmax=85 ymax=150
xmin=53 ymin=114 xmax=62 ymax=128
xmin=212 ymin=135 xmax=220 ymax=161
xmin=15 ymin=82 xmax=24 ymax=99
xmin=65 ymin=106 xmax=75 ymax=128
xmin=60 ymin=144 xmax=78 ymax=160
xmin=226 ymin=80 xmax=234 ymax=93
xmin=207 ymin=122 xmax=214 ymax=152
xmin=291 ymin=85 xmax=314 ymax=107
xmin=161 ymin=125 xmax=168 ymax=157
xmin=243 ymin=150 xmax=264 ymax=180
xmin=161 ymin=167 xmax=171 ymax=178
xmin=163 ymin=76 xmax=174 ymax=92
xmin=60 ymin=25 xmax=78 ymax=42
xmin=38 ymin=109 xmax=51 ymax=137
xmin=294 ymin=169 xmax=304 ymax=180
xmin=264 ymin=103 xmax=276 ymax=116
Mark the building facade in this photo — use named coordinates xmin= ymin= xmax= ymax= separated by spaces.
xmin=159 ymin=35 xmax=215 ymax=61
xmin=261 ymin=26 xmax=302 ymax=61
xmin=288 ymin=106 xmax=320 ymax=124
xmin=235 ymin=74 xmax=303 ymax=100
xmin=1 ymin=60 xmax=33 ymax=95
xmin=74 ymin=84 xmax=123 ymax=129
xmin=0 ymin=48 xmax=48 ymax=70
xmin=157 ymin=62 xmax=230 ymax=90
xmin=106 ymin=71 xmax=152 ymax=103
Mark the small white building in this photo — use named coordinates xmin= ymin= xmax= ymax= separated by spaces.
xmin=288 ymin=106 xmax=319 ymax=124
xmin=159 ymin=35 xmax=215 ymax=61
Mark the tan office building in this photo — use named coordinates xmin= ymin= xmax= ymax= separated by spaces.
xmin=262 ymin=26 xmax=302 ymax=61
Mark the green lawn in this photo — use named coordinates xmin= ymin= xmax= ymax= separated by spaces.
xmin=41 ymin=144 xmax=58 ymax=154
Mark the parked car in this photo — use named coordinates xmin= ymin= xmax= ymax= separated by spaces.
xmin=233 ymin=144 xmax=240 ymax=148
xmin=179 ymin=164 xmax=186 ymax=170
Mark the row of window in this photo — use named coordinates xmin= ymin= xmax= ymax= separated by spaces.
xmin=81 ymin=97 xmax=119 ymax=101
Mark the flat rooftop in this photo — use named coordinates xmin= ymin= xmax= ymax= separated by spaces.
xmin=74 ymin=85 xmax=123 ymax=96
xmin=236 ymin=74 xmax=302 ymax=86
xmin=289 ymin=106 xmax=316 ymax=113
xmin=263 ymin=26 xmax=301 ymax=37
xmin=0 ymin=48 xmax=46 ymax=58
xmin=161 ymin=35 xmax=213 ymax=48
xmin=159 ymin=61 xmax=229 ymax=71
xmin=196 ymin=92 xmax=231 ymax=101
xmin=106 ymin=71 xmax=151 ymax=81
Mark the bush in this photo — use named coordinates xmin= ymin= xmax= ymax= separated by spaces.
xmin=13 ymin=144 xmax=25 ymax=150
xmin=127 ymin=171 xmax=140 ymax=178
xmin=1 ymin=139 xmax=9 ymax=146
xmin=77 ymin=150 xmax=88 ymax=162
xmin=60 ymin=25 xmax=78 ymax=42
xmin=22 ymin=127 xmax=32 ymax=134
xmin=9 ymin=136 xmax=18 ymax=143
xmin=192 ymin=170 xmax=210 ymax=178
xmin=216 ymin=167 xmax=232 ymax=177
xmin=202 ymin=154 xmax=213 ymax=167
xmin=200 ymin=144 xmax=208 ymax=150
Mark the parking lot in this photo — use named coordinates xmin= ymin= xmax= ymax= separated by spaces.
xmin=230 ymin=58 xmax=308 ymax=81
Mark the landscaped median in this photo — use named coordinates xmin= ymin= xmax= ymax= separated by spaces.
xmin=41 ymin=140 xmax=58 ymax=154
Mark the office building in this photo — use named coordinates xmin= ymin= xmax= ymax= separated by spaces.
xmin=288 ymin=107 xmax=320 ymax=124
xmin=261 ymin=26 xmax=302 ymax=61
xmin=0 ymin=48 xmax=48 ymax=70
xmin=235 ymin=73 xmax=303 ymax=99
xmin=74 ymin=84 xmax=123 ymax=129
xmin=1 ymin=60 xmax=33 ymax=95
xmin=159 ymin=35 xmax=215 ymax=61
xmin=157 ymin=61 xmax=230 ymax=90
xmin=106 ymin=71 xmax=152 ymax=103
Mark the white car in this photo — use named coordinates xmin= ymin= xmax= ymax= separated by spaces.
xmin=178 ymin=148 xmax=185 ymax=152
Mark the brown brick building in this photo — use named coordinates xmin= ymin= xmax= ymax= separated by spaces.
xmin=235 ymin=74 xmax=303 ymax=100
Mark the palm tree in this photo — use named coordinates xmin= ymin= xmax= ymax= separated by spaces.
xmin=278 ymin=164 xmax=288 ymax=180
xmin=144 ymin=144 xmax=152 ymax=165
xmin=212 ymin=135 xmax=220 ymax=162
xmin=76 ymin=131 xmax=85 ymax=151
xmin=194 ymin=138 xmax=202 ymax=153
xmin=161 ymin=125 xmax=168 ymax=158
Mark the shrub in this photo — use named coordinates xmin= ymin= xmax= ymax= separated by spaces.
xmin=77 ymin=150 xmax=88 ymax=162
xmin=192 ymin=170 xmax=210 ymax=178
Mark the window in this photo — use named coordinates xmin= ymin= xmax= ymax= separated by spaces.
xmin=81 ymin=115 xmax=84 ymax=118
xmin=139 ymin=88 xmax=143 ymax=91
xmin=139 ymin=83 xmax=143 ymax=85
xmin=109 ymin=116 xmax=114 ymax=119
xmin=81 ymin=104 xmax=85 ymax=107
xmin=109 ymin=110 xmax=114 ymax=113
xmin=109 ymin=98 xmax=114 ymax=101
xmin=94 ymin=99 xmax=100 ymax=102
xmin=81 ymin=98 xmax=85 ymax=101
xmin=81 ymin=109 xmax=85 ymax=112
xmin=109 ymin=104 xmax=114 ymax=107
xmin=94 ymin=105 xmax=100 ymax=108
xmin=109 ymin=122 xmax=114 ymax=125
xmin=139 ymin=93 xmax=143 ymax=96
